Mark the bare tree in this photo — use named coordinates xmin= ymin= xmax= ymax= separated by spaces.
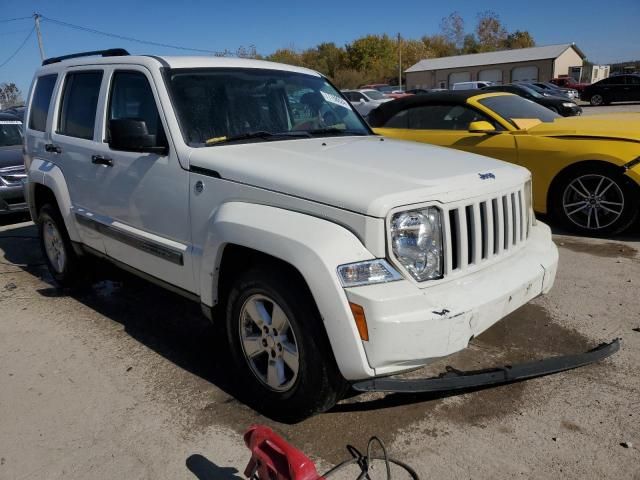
xmin=440 ymin=12 xmax=465 ymax=51
xmin=0 ymin=83 xmax=23 ymax=109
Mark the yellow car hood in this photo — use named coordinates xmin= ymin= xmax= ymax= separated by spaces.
xmin=525 ymin=114 xmax=640 ymax=142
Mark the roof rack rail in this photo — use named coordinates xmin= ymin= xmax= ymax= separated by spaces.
xmin=42 ymin=48 xmax=130 ymax=66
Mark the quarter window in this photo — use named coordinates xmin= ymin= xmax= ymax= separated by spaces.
xmin=28 ymin=74 xmax=57 ymax=132
xmin=108 ymin=71 xmax=161 ymax=137
xmin=58 ymin=71 xmax=103 ymax=140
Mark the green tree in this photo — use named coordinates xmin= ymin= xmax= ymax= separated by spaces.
xmin=346 ymin=34 xmax=396 ymax=77
xmin=421 ymin=35 xmax=457 ymax=58
xmin=266 ymin=48 xmax=303 ymax=66
xmin=301 ymin=42 xmax=346 ymax=78
xmin=503 ymin=30 xmax=535 ymax=49
xmin=462 ymin=34 xmax=480 ymax=54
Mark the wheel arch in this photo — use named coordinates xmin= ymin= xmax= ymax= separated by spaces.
xmin=199 ymin=201 xmax=377 ymax=380
xmin=546 ymin=159 xmax=630 ymax=216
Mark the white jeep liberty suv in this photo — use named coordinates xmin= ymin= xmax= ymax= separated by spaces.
xmin=23 ymin=49 xmax=564 ymax=421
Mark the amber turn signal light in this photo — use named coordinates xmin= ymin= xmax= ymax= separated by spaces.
xmin=349 ymin=302 xmax=369 ymax=341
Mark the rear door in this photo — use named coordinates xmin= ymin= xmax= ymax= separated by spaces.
xmin=50 ymin=68 xmax=107 ymax=253
xmin=626 ymin=75 xmax=640 ymax=101
xmin=375 ymin=103 xmax=518 ymax=164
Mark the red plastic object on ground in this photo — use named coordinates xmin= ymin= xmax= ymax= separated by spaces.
xmin=244 ymin=425 xmax=323 ymax=480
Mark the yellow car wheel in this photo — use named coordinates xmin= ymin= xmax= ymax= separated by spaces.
xmin=551 ymin=164 xmax=640 ymax=235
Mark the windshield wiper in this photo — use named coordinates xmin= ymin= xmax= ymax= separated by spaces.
xmin=206 ymin=130 xmax=310 ymax=146
xmin=306 ymin=127 xmax=368 ymax=137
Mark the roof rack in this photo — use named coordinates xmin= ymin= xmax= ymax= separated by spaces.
xmin=42 ymin=48 xmax=130 ymax=66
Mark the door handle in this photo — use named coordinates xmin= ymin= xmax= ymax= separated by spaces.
xmin=45 ymin=143 xmax=62 ymax=154
xmin=91 ymin=155 xmax=113 ymax=167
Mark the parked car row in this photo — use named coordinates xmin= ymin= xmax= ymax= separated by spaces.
xmin=0 ymin=112 xmax=27 ymax=215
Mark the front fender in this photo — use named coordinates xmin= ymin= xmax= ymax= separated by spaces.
xmin=199 ymin=202 xmax=377 ymax=379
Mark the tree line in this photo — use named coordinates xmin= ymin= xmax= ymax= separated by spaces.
xmin=231 ymin=11 xmax=536 ymax=88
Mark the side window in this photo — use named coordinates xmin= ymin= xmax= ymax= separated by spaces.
xmin=354 ymin=93 xmax=365 ymax=101
xmin=390 ymin=105 xmax=494 ymax=131
xmin=384 ymin=109 xmax=409 ymax=128
xmin=28 ymin=74 xmax=57 ymax=132
xmin=628 ymin=76 xmax=640 ymax=85
xmin=108 ymin=71 xmax=161 ymax=137
xmin=58 ymin=71 xmax=103 ymax=140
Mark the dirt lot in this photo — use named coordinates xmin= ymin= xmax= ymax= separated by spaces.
xmin=1 ymin=212 xmax=638 ymax=480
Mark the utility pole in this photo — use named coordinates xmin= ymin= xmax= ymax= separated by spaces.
xmin=398 ymin=33 xmax=402 ymax=91
xmin=34 ymin=13 xmax=45 ymax=61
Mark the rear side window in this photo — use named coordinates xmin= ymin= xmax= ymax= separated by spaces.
xmin=58 ymin=71 xmax=103 ymax=140
xmin=28 ymin=74 xmax=57 ymax=132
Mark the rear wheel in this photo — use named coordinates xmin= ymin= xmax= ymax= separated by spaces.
xmin=38 ymin=204 xmax=84 ymax=286
xmin=552 ymin=166 xmax=639 ymax=235
xmin=590 ymin=94 xmax=604 ymax=106
xmin=224 ymin=266 xmax=345 ymax=422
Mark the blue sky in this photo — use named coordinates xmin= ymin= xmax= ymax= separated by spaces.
xmin=1 ymin=0 xmax=639 ymax=96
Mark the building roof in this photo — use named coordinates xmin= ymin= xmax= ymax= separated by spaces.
xmin=406 ymin=44 xmax=585 ymax=73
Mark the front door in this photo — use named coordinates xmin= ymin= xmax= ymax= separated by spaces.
xmin=89 ymin=67 xmax=195 ymax=293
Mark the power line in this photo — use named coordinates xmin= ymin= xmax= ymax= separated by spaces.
xmin=0 ymin=16 xmax=32 ymax=23
xmin=0 ymin=25 xmax=35 ymax=69
xmin=39 ymin=15 xmax=227 ymax=55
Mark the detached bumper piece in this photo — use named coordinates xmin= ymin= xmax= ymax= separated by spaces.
xmin=352 ymin=339 xmax=620 ymax=393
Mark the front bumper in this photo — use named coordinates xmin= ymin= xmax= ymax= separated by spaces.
xmin=352 ymin=339 xmax=619 ymax=393
xmin=345 ymin=222 xmax=558 ymax=376
xmin=0 ymin=184 xmax=27 ymax=214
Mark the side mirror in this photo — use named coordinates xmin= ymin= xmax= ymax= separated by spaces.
xmin=468 ymin=121 xmax=497 ymax=134
xmin=109 ymin=118 xmax=168 ymax=154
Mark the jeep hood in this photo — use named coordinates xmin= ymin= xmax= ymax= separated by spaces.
xmin=188 ymin=136 xmax=528 ymax=218
xmin=525 ymin=114 xmax=640 ymax=142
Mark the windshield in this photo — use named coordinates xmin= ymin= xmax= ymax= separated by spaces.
xmin=515 ymin=84 xmax=543 ymax=98
xmin=377 ymin=86 xmax=395 ymax=93
xmin=478 ymin=95 xmax=560 ymax=127
xmin=0 ymin=120 xmax=22 ymax=147
xmin=167 ymin=68 xmax=370 ymax=146
xmin=363 ymin=90 xmax=385 ymax=100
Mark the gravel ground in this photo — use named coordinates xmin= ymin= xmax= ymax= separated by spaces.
xmin=1 ymin=213 xmax=639 ymax=480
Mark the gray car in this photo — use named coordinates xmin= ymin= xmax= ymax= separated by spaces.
xmin=0 ymin=112 xmax=27 ymax=214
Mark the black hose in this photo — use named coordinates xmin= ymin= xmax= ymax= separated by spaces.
xmin=322 ymin=437 xmax=419 ymax=480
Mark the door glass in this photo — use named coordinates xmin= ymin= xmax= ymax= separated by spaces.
xmin=407 ymin=105 xmax=491 ymax=130
xmin=28 ymin=74 xmax=57 ymax=132
xmin=58 ymin=71 xmax=103 ymax=140
xmin=108 ymin=71 xmax=161 ymax=137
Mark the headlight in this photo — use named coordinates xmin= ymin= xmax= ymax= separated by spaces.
xmin=562 ymin=102 xmax=575 ymax=108
xmin=524 ymin=179 xmax=537 ymax=227
xmin=337 ymin=259 xmax=402 ymax=287
xmin=390 ymin=207 xmax=443 ymax=282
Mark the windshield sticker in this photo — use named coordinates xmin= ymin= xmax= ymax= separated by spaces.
xmin=320 ymin=91 xmax=351 ymax=110
xmin=0 ymin=121 xmax=22 ymax=125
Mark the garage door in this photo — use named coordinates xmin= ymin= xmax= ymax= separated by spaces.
xmin=479 ymin=69 xmax=503 ymax=84
xmin=511 ymin=66 xmax=538 ymax=82
xmin=448 ymin=72 xmax=471 ymax=88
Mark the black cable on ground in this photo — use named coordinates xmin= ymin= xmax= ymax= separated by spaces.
xmin=322 ymin=436 xmax=420 ymax=480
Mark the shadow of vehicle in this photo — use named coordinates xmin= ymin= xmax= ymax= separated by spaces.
xmin=186 ymin=454 xmax=245 ymax=480
xmin=538 ymin=213 xmax=640 ymax=242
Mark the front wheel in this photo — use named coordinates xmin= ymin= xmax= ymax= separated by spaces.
xmin=589 ymin=94 xmax=605 ymax=106
xmin=224 ymin=267 xmax=346 ymax=422
xmin=553 ymin=166 xmax=639 ymax=235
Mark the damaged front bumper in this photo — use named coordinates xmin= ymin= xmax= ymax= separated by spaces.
xmin=352 ymin=339 xmax=619 ymax=393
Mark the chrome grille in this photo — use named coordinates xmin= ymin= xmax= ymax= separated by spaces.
xmin=0 ymin=166 xmax=26 ymax=186
xmin=444 ymin=185 xmax=530 ymax=275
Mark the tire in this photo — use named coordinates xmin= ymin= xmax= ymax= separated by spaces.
xmin=38 ymin=203 xmax=84 ymax=287
xmin=590 ymin=94 xmax=605 ymax=106
xmin=224 ymin=266 xmax=346 ymax=422
xmin=551 ymin=165 xmax=640 ymax=236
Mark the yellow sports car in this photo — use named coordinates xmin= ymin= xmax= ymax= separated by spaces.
xmin=368 ymin=91 xmax=640 ymax=235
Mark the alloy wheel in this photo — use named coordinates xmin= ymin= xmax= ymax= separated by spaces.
xmin=43 ymin=219 xmax=66 ymax=273
xmin=590 ymin=94 xmax=604 ymax=106
xmin=562 ymin=174 xmax=624 ymax=230
xmin=238 ymin=294 xmax=300 ymax=392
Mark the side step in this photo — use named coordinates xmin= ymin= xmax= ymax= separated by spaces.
xmin=352 ymin=339 xmax=620 ymax=393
